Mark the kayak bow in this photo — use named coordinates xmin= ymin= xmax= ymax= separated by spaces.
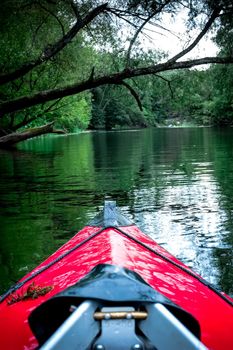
xmin=0 ymin=201 xmax=232 ymax=350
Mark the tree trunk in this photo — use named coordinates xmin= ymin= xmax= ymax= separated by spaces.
xmin=0 ymin=122 xmax=65 ymax=148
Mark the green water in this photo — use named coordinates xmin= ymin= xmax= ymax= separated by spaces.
xmin=0 ymin=128 xmax=233 ymax=296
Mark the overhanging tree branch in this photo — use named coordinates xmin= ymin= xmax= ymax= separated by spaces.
xmin=125 ymin=8 xmax=163 ymax=67
xmin=120 ymin=81 xmax=143 ymax=110
xmin=0 ymin=122 xmax=60 ymax=148
xmin=0 ymin=55 xmax=233 ymax=117
xmin=124 ymin=0 xmax=172 ymax=67
xmin=168 ymin=6 xmax=221 ymax=63
xmin=154 ymin=74 xmax=174 ymax=98
xmin=0 ymin=3 xmax=108 ymax=86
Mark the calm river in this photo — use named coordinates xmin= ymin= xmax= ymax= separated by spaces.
xmin=0 ymin=127 xmax=233 ymax=296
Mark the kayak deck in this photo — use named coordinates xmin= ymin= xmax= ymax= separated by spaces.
xmin=0 ymin=214 xmax=233 ymax=349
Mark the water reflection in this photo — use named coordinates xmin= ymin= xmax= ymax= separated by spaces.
xmin=134 ymin=173 xmax=228 ymax=287
xmin=0 ymin=128 xmax=233 ymax=296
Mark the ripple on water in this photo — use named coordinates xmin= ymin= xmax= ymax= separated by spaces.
xmin=1 ymin=128 xmax=233 ymax=297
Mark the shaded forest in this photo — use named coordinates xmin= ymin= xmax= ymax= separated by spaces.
xmin=0 ymin=0 xmax=233 ymax=146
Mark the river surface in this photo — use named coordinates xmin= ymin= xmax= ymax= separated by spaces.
xmin=0 ymin=127 xmax=233 ymax=296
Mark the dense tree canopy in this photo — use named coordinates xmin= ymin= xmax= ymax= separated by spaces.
xmin=0 ymin=0 xmax=233 ymax=145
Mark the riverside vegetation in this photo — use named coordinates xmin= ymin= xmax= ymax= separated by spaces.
xmin=0 ymin=1 xmax=233 ymax=146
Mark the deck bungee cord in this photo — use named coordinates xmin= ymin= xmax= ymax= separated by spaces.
xmin=0 ymin=226 xmax=105 ymax=303
xmin=1 ymin=225 xmax=232 ymax=307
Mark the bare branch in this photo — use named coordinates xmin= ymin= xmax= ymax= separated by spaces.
xmin=126 ymin=12 xmax=157 ymax=68
xmin=120 ymin=81 xmax=143 ymax=111
xmin=125 ymin=0 xmax=172 ymax=67
xmin=168 ymin=6 xmax=221 ymax=63
xmin=154 ymin=74 xmax=174 ymax=98
xmin=32 ymin=14 xmax=50 ymax=45
xmin=88 ymin=67 xmax=95 ymax=81
xmin=37 ymin=2 xmax=66 ymax=36
xmin=106 ymin=8 xmax=138 ymax=29
xmin=68 ymin=0 xmax=82 ymax=21
xmin=0 ymin=122 xmax=55 ymax=148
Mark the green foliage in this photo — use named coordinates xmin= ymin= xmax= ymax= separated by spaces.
xmin=18 ymin=93 xmax=92 ymax=132
xmin=90 ymin=63 xmax=233 ymax=130
xmin=0 ymin=0 xmax=95 ymax=133
xmin=55 ymin=94 xmax=92 ymax=131
xmin=90 ymin=84 xmax=148 ymax=130
xmin=147 ymin=68 xmax=233 ymax=127
xmin=0 ymin=0 xmax=233 ymax=135
xmin=207 ymin=65 xmax=233 ymax=125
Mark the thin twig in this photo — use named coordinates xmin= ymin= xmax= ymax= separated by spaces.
xmin=154 ymin=74 xmax=174 ymax=98
xmin=120 ymin=81 xmax=143 ymax=111
xmin=125 ymin=0 xmax=173 ymax=67
xmin=167 ymin=6 xmax=221 ymax=63
xmin=37 ymin=2 xmax=66 ymax=36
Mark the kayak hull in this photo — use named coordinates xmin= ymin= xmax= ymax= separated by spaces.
xmin=0 ymin=224 xmax=233 ymax=350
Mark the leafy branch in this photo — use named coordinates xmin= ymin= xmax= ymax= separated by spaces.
xmin=1 ymin=55 xmax=233 ymax=117
xmin=0 ymin=3 xmax=108 ymax=86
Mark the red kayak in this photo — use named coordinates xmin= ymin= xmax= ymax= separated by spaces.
xmin=0 ymin=201 xmax=232 ymax=350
